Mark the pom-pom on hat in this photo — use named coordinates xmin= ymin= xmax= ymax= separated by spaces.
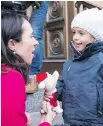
xmin=71 ymin=8 xmax=103 ymax=41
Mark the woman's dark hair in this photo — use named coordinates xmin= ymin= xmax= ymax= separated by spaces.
xmin=1 ymin=12 xmax=29 ymax=83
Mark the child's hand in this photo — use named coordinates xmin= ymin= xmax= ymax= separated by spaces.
xmin=25 ymin=112 xmax=32 ymax=126
xmin=44 ymin=91 xmax=53 ymax=102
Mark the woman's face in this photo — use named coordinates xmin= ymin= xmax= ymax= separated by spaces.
xmin=9 ymin=19 xmax=38 ymax=65
xmin=72 ymin=27 xmax=95 ymax=52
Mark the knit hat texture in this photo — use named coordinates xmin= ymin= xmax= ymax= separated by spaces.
xmin=71 ymin=8 xmax=103 ymax=41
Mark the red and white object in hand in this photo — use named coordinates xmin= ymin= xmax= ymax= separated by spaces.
xmin=36 ymin=72 xmax=48 ymax=89
xmin=35 ymin=71 xmax=63 ymax=114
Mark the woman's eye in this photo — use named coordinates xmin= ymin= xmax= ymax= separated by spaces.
xmin=31 ymin=35 xmax=34 ymax=38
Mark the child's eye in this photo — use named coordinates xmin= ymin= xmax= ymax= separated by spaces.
xmin=80 ymin=32 xmax=84 ymax=35
xmin=72 ymin=31 xmax=75 ymax=34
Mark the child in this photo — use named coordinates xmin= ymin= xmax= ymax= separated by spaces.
xmin=45 ymin=8 xmax=103 ymax=126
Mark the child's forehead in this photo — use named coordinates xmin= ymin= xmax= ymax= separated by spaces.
xmin=72 ymin=27 xmax=86 ymax=32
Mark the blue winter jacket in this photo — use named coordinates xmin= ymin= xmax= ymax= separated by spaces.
xmin=56 ymin=41 xmax=103 ymax=126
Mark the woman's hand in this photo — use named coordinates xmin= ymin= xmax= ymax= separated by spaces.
xmin=40 ymin=102 xmax=57 ymax=125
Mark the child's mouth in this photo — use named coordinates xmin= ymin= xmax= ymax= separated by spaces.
xmin=76 ymin=43 xmax=82 ymax=45
xmin=75 ymin=43 xmax=82 ymax=47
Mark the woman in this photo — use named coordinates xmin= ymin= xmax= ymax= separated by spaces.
xmin=1 ymin=12 xmax=56 ymax=126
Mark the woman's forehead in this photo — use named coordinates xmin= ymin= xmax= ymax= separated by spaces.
xmin=22 ymin=19 xmax=32 ymax=33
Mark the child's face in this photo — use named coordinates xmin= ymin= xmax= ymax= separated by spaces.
xmin=72 ymin=27 xmax=95 ymax=52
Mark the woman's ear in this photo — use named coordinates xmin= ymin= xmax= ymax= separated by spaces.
xmin=8 ymin=39 xmax=16 ymax=51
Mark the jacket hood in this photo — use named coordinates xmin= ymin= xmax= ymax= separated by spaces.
xmin=70 ymin=41 xmax=103 ymax=60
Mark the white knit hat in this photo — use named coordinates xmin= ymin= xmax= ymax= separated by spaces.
xmin=71 ymin=8 xmax=103 ymax=41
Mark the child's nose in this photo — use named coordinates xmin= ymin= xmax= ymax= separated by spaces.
xmin=73 ymin=34 xmax=79 ymax=41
